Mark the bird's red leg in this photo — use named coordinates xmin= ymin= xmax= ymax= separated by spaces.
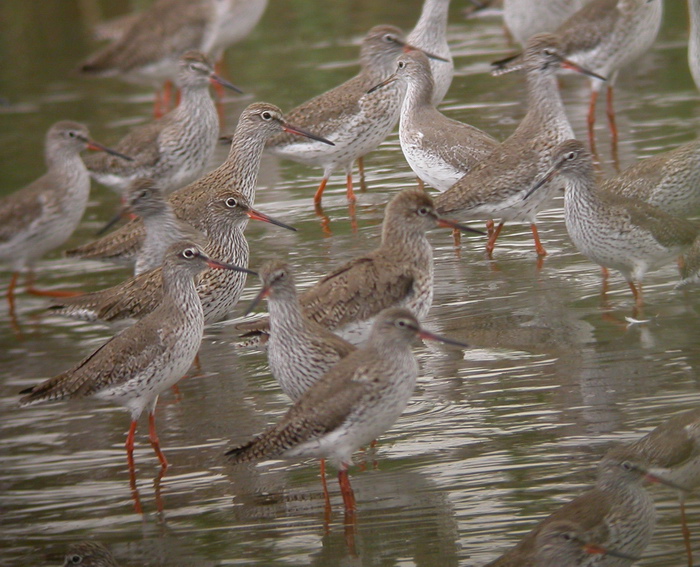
xmin=485 ymin=221 xmax=505 ymax=258
xmin=530 ymin=223 xmax=547 ymax=257
xmin=346 ymin=174 xmax=356 ymax=203
xmin=148 ymin=411 xmax=169 ymax=470
xmin=338 ymin=467 xmax=356 ymax=514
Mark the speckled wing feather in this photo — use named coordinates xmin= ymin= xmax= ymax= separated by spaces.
xmin=558 ymin=0 xmax=620 ymax=54
xmin=601 ymin=192 xmax=699 ymax=249
xmin=66 ymin=158 xmax=230 ymax=262
xmin=299 ymin=254 xmax=414 ymax=329
xmin=65 ymin=218 xmax=145 ymax=262
xmin=227 ymin=353 xmax=374 ymax=462
xmin=0 ymin=177 xmax=51 ymax=244
xmin=434 ymin=137 xmax=540 ymax=215
xmin=604 ymin=141 xmax=700 ymax=211
xmin=19 ymin=319 xmax=169 ymax=404
xmin=50 ymin=268 xmax=165 ymax=322
xmin=410 ymin=109 xmax=499 ymax=173
xmin=79 ymin=0 xmax=210 ymax=75
xmin=83 ymin=121 xmax=164 ymax=176
xmin=266 ymin=75 xmax=366 ymax=149
xmin=629 ymin=409 xmax=700 ymax=468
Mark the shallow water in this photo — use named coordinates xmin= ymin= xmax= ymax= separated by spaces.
xmin=1 ymin=1 xmax=700 ymax=565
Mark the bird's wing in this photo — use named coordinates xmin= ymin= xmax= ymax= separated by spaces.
xmin=299 ymin=255 xmax=414 ymax=329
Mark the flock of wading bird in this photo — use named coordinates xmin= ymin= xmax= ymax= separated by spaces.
xmin=4 ymin=0 xmax=700 ymax=565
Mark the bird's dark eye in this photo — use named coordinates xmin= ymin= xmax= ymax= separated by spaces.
xmin=543 ymin=48 xmax=554 ymax=56
xmin=560 ymin=532 xmax=574 ymax=541
xmin=68 ymin=131 xmax=76 ymax=138
xmin=182 ymin=248 xmax=196 ymax=259
xmin=417 ymin=207 xmax=430 ymax=216
xmin=398 ymin=61 xmax=407 ymax=69
xmin=225 ymin=197 xmax=238 ymax=208
xmin=621 ymin=460 xmax=635 ymax=471
xmin=566 ymin=151 xmax=576 ymax=161
xmin=70 ymin=555 xmax=82 ymax=564
xmin=383 ymin=34 xmax=395 ymax=43
xmin=261 ymin=111 xmax=272 ymax=121
xmin=396 ymin=319 xmax=407 ymax=327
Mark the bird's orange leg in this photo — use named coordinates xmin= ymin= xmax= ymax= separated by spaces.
xmin=530 ymin=223 xmax=547 ymax=257
xmin=148 ymin=411 xmax=169 ymax=470
xmin=485 ymin=221 xmax=505 ymax=258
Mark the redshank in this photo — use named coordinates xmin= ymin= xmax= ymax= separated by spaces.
xmin=246 ymin=260 xmax=356 ymax=402
xmin=227 ymin=307 xmax=467 ymax=512
xmin=20 ymin=241 xmax=254 ymax=472
xmin=486 ymin=447 xmax=686 ymax=567
xmin=117 ymin=178 xmax=203 ymax=276
xmin=79 ymin=0 xmax=266 ymax=113
xmin=597 ymin=138 xmax=700 ymax=288
xmin=51 ymin=190 xmax=293 ymax=324
xmin=496 ymin=0 xmax=663 ymax=157
xmin=487 ymin=519 xmax=638 ymax=566
xmin=525 ymin=139 xmax=699 ymax=310
xmin=237 ymin=187 xmax=482 ymax=345
xmin=435 ymin=34 xmax=603 ymax=257
xmin=262 ymin=25 xmax=448 ymax=206
xmin=0 ymin=121 xmax=130 ymax=306
xmin=407 ymin=0 xmax=454 ymax=105
xmin=368 ymin=50 xmax=498 ymax=191
xmin=502 ymin=0 xmax=590 ymax=46
xmin=83 ymin=51 xmax=241 ymax=198
xmin=63 ymin=542 xmax=119 ymax=567
xmin=602 ymin=139 xmax=700 ymax=218
xmin=65 ymin=102 xmax=332 ymax=266
xmin=622 ymin=408 xmax=700 ymax=566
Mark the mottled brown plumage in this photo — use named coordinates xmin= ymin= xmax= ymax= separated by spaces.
xmin=238 ymin=187 xmax=479 ymax=344
xmin=486 ymin=447 xmax=680 ymax=567
xmin=51 ymin=190 xmax=291 ymax=324
xmin=83 ymin=52 xmax=239 ymax=197
xmin=0 ymin=121 xmax=129 ymax=303
xmin=21 ymin=241 xmax=252 ymax=470
xmin=228 ymin=308 xmax=466 ymax=510
xmin=622 ymin=409 xmax=700 ymax=565
xmin=65 ymin=103 xmax=330 ymax=265
xmin=79 ymin=0 xmax=267 ymax=86
xmin=369 ymin=49 xmax=498 ymax=191
xmin=436 ymin=33 xmax=598 ymax=257
xmin=63 ymin=541 xmax=120 ymax=567
xmin=527 ymin=140 xmax=699 ymax=307
xmin=265 ymin=24 xmax=445 ymax=204
xmin=249 ymin=260 xmax=356 ymax=401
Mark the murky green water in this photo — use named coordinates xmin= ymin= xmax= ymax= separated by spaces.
xmin=1 ymin=1 xmax=700 ymax=565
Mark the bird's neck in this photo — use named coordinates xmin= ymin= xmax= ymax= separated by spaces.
xmin=410 ymin=0 xmax=450 ymax=45
xmin=524 ymin=69 xmax=568 ymax=126
xmin=268 ymin=290 xmax=306 ymax=334
xmin=403 ymin=74 xmax=435 ymax=112
xmin=220 ymin=133 xmax=267 ymax=205
xmin=381 ymin=222 xmax=432 ymax=261
xmin=161 ymin=268 xmax=202 ymax=316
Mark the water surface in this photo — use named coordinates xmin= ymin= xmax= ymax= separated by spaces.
xmin=1 ymin=1 xmax=700 ymax=565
